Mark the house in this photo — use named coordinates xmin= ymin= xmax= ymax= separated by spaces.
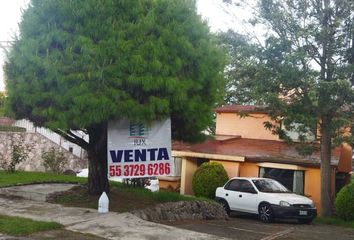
xmin=171 ymin=105 xmax=353 ymax=213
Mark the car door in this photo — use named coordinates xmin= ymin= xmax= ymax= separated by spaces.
xmin=237 ymin=179 xmax=258 ymax=214
xmin=223 ymin=179 xmax=243 ymax=211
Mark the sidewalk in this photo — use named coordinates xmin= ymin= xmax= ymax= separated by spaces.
xmin=0 ymin=184 xmax=225 ymax=240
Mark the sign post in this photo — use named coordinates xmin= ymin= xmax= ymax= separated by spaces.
xmin=107 ymin=118 xmax=172 ymax=179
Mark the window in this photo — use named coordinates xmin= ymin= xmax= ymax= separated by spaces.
xmin=225 ymin=179 xmax=241 ymax=191
xmin=225 ymin=179 xmax=256 ymax=193
xmin=259 ymin=167 xmax=304 ymax=195
xmin=239 ymin=180 xmax=256 ymax=193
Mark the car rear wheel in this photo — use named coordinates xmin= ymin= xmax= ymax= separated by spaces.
xmin=220 ymin=200 xmax=231 ymax=216
xmin=259 ymin=203 xmax=273 ymax=223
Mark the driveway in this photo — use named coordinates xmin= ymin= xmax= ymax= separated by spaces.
xmin=162 ymin=213 xmax=354 ymax=240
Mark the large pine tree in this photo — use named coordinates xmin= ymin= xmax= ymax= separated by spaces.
xmin=5 ymin=0 xmax=225 ymax=194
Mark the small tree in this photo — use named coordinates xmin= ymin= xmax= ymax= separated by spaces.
xmin=42 ymin=147 xmax=68 ymax=174
xmin=6 ymin=144 xmax=28 ymax=173
xmin=192 ymin=162 xmax=229 ymax=199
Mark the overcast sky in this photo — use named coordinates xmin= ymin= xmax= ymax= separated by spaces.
xmin=0 ymin=0 xmax=250 ymax=91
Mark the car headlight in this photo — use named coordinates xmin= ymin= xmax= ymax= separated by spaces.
xmin=279 ymin=200 xmax=291 ymax=207
xmin=310 ymin=201 xmax=315 ymax=208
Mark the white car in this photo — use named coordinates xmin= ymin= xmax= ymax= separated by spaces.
xmin=215 ymin=177 xmax=317 ymax=223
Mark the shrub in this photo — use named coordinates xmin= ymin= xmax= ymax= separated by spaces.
xmin=335 ymin=182 xmax=354 ymax=221
xmin=1 ymin=144 xmax=29 ymax=173
xmin=192 ymin=162 xmax=228 ymax=199
xmin=42 ymin=148 xmax=68 ymax=173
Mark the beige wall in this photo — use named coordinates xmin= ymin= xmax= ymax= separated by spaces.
xmin=210 ymin=160 xmax=240 ymax=178
xmin=215 ymin=112 xmax=279 ymax=140
xmin=304 ymin=168 xmax=321 ymax=211
xmin=180 ymin=157 xmax=198 ymax=195
xmin=239 ymin=162 xmax=260 ymax=177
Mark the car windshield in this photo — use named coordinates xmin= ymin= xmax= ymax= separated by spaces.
xmin=252 ymin=179 xmax=291 ymax=193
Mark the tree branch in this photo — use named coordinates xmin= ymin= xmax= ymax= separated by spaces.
xmin=55 ymin=129 xmax=89 ymax=150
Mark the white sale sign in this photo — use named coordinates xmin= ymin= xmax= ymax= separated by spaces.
xmin=107 ymin=118 xmax=172 ymax=179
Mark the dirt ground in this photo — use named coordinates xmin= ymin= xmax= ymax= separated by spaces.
xmin=48 ymin=185 xmax=157 ymax=212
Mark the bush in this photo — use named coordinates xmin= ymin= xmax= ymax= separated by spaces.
xmin=335 ymin=182 xmax=354 ymax=221
xmin=192 ymin=162 xmax=228 ymax=199
xmin=0 ymin=144 xmax=29 ymax=173
xmin=42 ymin=148 xmax=68 ymax=173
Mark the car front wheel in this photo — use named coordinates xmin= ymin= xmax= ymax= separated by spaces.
xmin=259 ymin=203 xmax=273 ymax=223
xmin=220 ymin=200 xmax=231 ymax=216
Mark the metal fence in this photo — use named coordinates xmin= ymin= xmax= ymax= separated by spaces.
xmin=13 ymin=119 xmax=87 ymax=159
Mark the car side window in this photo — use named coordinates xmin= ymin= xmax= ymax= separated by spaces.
xmin=224 ymin=179 xmax=241 ymax=191
xmin=239 ymin=180 xmax=256 ymax=193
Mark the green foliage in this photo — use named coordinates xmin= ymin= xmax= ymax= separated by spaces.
xmin=335 ymin=182 xmax=354 ymax=221
xmin=42 ymin=147 xmax=68 ymax=173
xmin=5 ymin=0 xmax=225 ymax=142
xmin=220 ymin=0 xmax=354 ymax=142
xmin=0 ymin=170 xmax=86 ymax=187
xmin=1 ymin=144 xmax=29 ymax=173
xmin=221 ymin=0 xmax=354 ymax=216
xmin=192 ymin=162 xmax=228 ymax=199
xmin=0 ymin=92 xmax=5 ymax=117
xmin=0 ymin=215 xmax=62 ymax=236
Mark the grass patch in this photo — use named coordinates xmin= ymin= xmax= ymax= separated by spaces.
xmin=0 ymin=125 xmax=26 ymax=132
xmin=0 ymin=170 xmax=87 ymax=187
xmin=314 ymin=217 xmax=354 ymax=229
xmin=0 ymin=215 xmax=62 ymax=236
xmin=113 ymin=182 xmax=196 ymax=202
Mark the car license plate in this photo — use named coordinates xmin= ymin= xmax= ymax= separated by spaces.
xmin=299 ymin=210 xmax=308 ymax=216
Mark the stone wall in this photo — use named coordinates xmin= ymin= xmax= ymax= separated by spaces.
xmin=0 ymin=132 xmax=87 ymax=172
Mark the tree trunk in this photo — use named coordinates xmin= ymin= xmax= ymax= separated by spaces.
xmin=87 ymin=122 xmax=109 ymax=195
xmin=320 ymin=115 xmax=333 ymax=217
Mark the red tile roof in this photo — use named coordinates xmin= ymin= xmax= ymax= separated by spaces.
xmin=173 ymin=138 xmax=341 ymax=168
xmin=214 ymin=105 xmax=267 ymax=113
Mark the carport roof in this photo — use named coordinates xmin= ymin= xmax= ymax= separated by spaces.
xmin=214 ymin=105 xmax=267 ymax=114
xmin=172 ymin=137 xmax=341 ymax=168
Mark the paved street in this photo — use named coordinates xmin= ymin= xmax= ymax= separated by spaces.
xmin=163 ymin=213 xmax=354 ymax=240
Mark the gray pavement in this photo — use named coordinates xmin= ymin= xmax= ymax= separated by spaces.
xmin=0 ymin=184 xmax=226 ymax=240
xmin=164 ymin=213 xmax=354 ymax=240
xmin=2 ymin=184 xmax=354 ymax=240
